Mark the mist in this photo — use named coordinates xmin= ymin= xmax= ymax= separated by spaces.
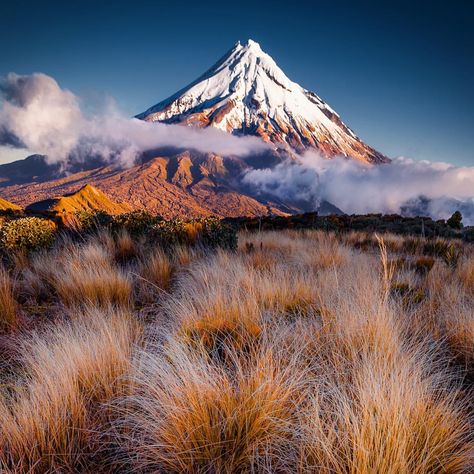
xmin=243 ymin=153 xmax=474 ymax=224
xmin=0 ymin=73 xmax=271 ymax=166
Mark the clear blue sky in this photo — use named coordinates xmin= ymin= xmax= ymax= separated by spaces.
xmin=0 ymin=0 xmax=473 ymax=165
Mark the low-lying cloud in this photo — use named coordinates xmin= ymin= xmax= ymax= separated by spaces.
xmin=244 ymin=153 xmax=474 ymax=224
xmin=0 ymin=73 xmax=270 ymax=166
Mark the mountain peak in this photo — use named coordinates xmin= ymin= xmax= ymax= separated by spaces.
xmin=240 ymin=38 xmax=261 ymax=51
xmin=233 ymin=38 xmax=260 ymax=50
xmin=138 ymin=40 xmax=388 ymax=163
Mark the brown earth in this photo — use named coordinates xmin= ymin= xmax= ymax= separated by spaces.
xmin=0 ymin=152 xmax=289 ymax=218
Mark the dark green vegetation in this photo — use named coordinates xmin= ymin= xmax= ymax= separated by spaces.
xmin=0 ymin=210 xmax=237 ymax=257
xmin=225 ymin=211 xmax=474 ymax=241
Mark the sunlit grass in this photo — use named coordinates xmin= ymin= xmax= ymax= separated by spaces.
xmin=0 ymin=228 xmax=472 ymax=472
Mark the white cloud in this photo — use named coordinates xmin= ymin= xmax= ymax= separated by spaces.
xmin=0 ymin=72 xmax=271 ymax=166
xmin=244 ymin=152 xmax=474 ymax=224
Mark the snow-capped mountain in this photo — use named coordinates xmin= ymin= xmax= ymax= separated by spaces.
xmin=0 ymin=40 xmax=391 ymax=218
xmin=138 ymin=39 xmax=388 ymax=164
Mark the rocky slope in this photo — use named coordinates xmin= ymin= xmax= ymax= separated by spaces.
xmin=0 ymin=197 xmax=21 ymax=211
xmin=138 ymin=39 xmax=388 ymax=164
xmin=1 ymin=153 xmax=289 ymax=218
xmin=25 ymin=184 xmax=132 ymax=215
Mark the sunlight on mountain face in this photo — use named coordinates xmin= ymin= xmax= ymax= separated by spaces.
xmin=0 ymin=39 xmax=473 ymax=222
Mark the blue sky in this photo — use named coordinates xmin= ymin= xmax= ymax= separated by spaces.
xmin=0 ymin=0 xmax=473 ymax=165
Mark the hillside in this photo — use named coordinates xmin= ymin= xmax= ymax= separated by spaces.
xmin=26 ymin=184 xmax=132 ymax=215
xmin=0 ymin=197 xmax=21 ymax=211
xmin=3 ymin=154 xmax=291 ymax=218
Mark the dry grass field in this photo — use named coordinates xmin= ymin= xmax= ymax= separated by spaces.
xmin=0 ymin=228 xmax=473 ymax=473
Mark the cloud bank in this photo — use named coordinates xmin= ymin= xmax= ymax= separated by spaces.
xmin=244 ymin=153 xmax=474 ymax=224
xmin=0 ymin=73 xmax=271 ymax=166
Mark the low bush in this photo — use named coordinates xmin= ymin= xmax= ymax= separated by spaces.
xmin=462 ymin=226 xmax=474 ymax=242
xmin=447 ymin=211 xmax=463 ymax=230
xmin=199 ymin=217 xmax=238 ymax=250
xmin=0 ymin=217 xmax=56 ymax=253
xmin=112 ymin=210 xmax=162 ymax=237
xmin=152 ymin=217 xmax=237 ymax=250
xmin=73 ymin=210 xmax=113 ymax=233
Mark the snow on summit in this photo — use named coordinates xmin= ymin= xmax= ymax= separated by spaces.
xmin=138 ymin=39 xmax=388 ymax=163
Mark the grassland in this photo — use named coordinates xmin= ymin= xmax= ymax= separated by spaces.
xmin=0 ymin=226 xmax=473 ymax=472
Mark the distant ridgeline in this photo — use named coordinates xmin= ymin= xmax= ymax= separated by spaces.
xmin=224 ymin=212 xmax=474 ymax=242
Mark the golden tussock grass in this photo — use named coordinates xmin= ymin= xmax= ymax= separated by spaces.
xmin=114 ymin=334 xmax=307 ymax=473
xmin=173 ymin=244 xmax=199 ymax=266
xmin=299 ymin=347 xmax=471 ymax=473
xmin=0 ymin=228 xmax=473 ymax=472
xmin=49 ymin=241 xmax=133 ymax=308
xmin=0 ymin=307 xmax=140 ymax=472
xmin=139 ymin=247 xmax=173 ymax=292
xmin=457 ymin=256 xmax=474 ymax=294
xmin=0 ymin=265 xmax=17 ymax=331
xmin=114 ymin=229 xmax=138 ymax=263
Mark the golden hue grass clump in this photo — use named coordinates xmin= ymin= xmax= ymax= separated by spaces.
xmin=0 ymin=228 xmax=472 ymax=472
xmin=139 ymin=247 xmax=173 ymax=292
xmin=35 ymin=239 xmax=133 ymax=308
xmin=114 ymin=338 xmax=305 ymax=473
xmin=0 ymin=308 xmax=140 ymax=472
xmin=0 ymin=265 xmax=17 ymax=331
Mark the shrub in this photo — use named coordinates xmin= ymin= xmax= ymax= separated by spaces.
xmin=73 ymin=210 xmax=113 ymax=233
xmin=0 ymin=217 xmax=56 ymax=253
xmin=462 ymin=227 xmax=474 ymax=242
xmin=447 ymin=211 xmax=463 ymax=230
xmin=199 ymin=217 xmax=238 ymax=250
xmin=112 ymin=210 xmax=162 ymax=237
xmin=152 ymin=217 xmax=237 ymax=250
xmin=151 ymin=219 xmax=194 ymax=246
